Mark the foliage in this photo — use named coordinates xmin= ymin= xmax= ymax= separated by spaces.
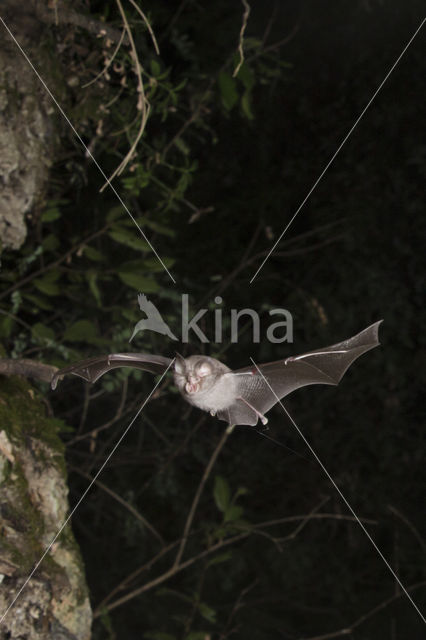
xmin=0 ymin=1 xmax=425 ymax=639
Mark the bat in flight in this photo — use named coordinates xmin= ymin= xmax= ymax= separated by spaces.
xmin=51 ymin=321 xmax=382 ymax=426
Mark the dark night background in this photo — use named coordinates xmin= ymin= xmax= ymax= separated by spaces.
xmin=0 ymin=1 xmax=425 ymax=638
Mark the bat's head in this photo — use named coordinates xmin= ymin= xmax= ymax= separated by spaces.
xmin=173 ymin=354 xmax=229 ymax=397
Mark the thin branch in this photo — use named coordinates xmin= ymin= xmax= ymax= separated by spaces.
xmin=68 ymin=377 xmax=129 ymax=446
xmin=162 ymin=78 xmax=215 ymax=160
xmin=173 ymin=427 xmax=231 ymax=567
xmin=95 ymin=508 xmax=379 ymax=618
xmin=94 ymin=539 xmax=180 ymax=613
xmin=0 ymin=226 xmax=108 ymax=301
xmin=100 ymin=0 xmax=151 ymax=189
xmin=127 ymin=0 xmax=160 ymax=55
xmin=77 ymin=384 xmax=91 ymax=434
xmin=256 ymin=512 xmax=377 ymax=529
xmin=260 ymin=2 xmax=278 ymax=48
xmin=94 ymin=530 xmax=249 ymax=617
xmin=82 ymin=28 xmax=126 ymax=88
xmin=248 ymin=22 xmax=300 ymax=62
xmin=276 ymin=496 xmax=330 ymax=542
xmin=161 ymin=0 xmax=190 ymax=39
xmin=233 ymin=0 xmax=251 ymax=78
xmin=388 ymin=504 xmax=426 ymax=551
xmin=68 ymin=464 xmax=165 ymax=546
xmin=300 ymin=581 xmax=426 ymax=640
xmin=219 ymin=579 xmax=259 ymax=640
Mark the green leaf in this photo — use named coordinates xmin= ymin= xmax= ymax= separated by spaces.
xmin=174 ymin=137 xmax=190 ymax=155
xmin=42 ymin=234 xmax=60 ymax=252
xmin=143 ymin=256 xmax=175 ymax=272
xmin=174 ymin=78 xmax=188 ymax=91
xmin=213 ymin=475 xmax=230 ymax=512
xmin=24 ymin=293 xmax=54 ymax=311
xmin=218 ymin=71 xmax=239 ymax=111
xmin=224 ymin=504 xmax=243 ymax=523
xmin=84 ymin=246 xmax=104 ymax=262
xmin=206 ymin=551 xmax=232 ymax=567
xmin=109 ymin=229 xmax=150 ymax=252
xmin=235 ymin=486 xmax=249 ymax=498
xmin=86 ymin=271 xmax=102 ymax=305
xmin=32 ymin=322 xmax=55 ymax=341
xmin=33 ymin=278 xmax=60 ymax=296
xmin=198 ymin=602 xmax=216 ymax=623
xmin=185 ymin=633 xmax=209 ymax=640
xmin=64 ymin=320 xmax=97 ymax=343
xmin=150 ymin=59 xmax=161 ymax=77
xmin=0 ymin=316 xmax=12 ymax=338
xmin=106 ymin=206 xmax=123 ymax=222
xmin=41 ymin=206 xmax=62 ymax=222
xmin=241 ymin=89 xmax=254 ymax=120
xmin=141 ymin=218 xmax=176 ymax=237
xmin=236 ymin=62 xmax=255 ymax=90
xmin=118 ymin=272 xmax=160 ymax=292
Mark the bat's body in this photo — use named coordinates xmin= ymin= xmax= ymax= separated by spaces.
xmin=51 ymin=321 xmax=382 ymax=426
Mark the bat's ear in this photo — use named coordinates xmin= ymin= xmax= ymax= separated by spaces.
xmin=174 ymin=352 xmax=186 ymax=374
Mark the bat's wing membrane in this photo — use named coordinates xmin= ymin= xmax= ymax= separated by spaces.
xmin=217 ymin=321 xmax=382 ymax=426
xmin=51 ymin=353 xmax=172 ymax=389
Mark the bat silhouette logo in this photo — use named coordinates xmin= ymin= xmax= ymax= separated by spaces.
xmin=51 ymin=321 xmax=382 ymax=426
xmin=129 ymin=293 xmax=178 ymax=342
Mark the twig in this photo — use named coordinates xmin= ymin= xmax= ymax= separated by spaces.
xmin=77 ymin=384 xmax=91 ymax=434
xmin=183 ymin=562 xmax=208 ymax=635
xmin=162 ymin=78 xmax=215 ymax=160
xmin=219 ymin=579 xmax=258 ymax=640
xmin=233 ymin=0 xmax=251 ymax=78
xmin=161 ymin=0 xmax=190 ymax=39
xmin=255 ymin=512 xmax=377 ymax=529
xmin=82 ymin=28 xmax=126 ymax=88
xmin=248 ymin=23 xmax=299 ymax=62
xmin=138 ymin=414 xmax=206 ymax=495
xmin=94 ymin=530 xmax=249 ymax=616
xmin=261 ymin=3 xmax=278 ymax=48
xmin=0 ymin=226 xmax=108 ymax=301
xmin=127 ymin=0 xmax=160 ymax=55
xmin=95 ymin=508 xmax=378 ymax=618
xmin=94 ymin=539 xmax=180 ymax=613
xmin=69 ymin=463 xmax=165 ymax=546
xmin=299 ymin=581 xmax=426 ymax=640
xmin=100 ymin=0 xmax=151 ymax=189
xmin=388 ymin=504 xmax=426 ymax=551
xmin=173 ymin=427 xmax=231 ymax=567
xmin=277 ymin=496 xmax=330 ymax=542
xmin=69 ymin=377 xmax=129 ymax=446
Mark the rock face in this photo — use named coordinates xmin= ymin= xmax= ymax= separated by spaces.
xmin=0 ymin=3 xmax=57 ymax=251
xmin=0 ymin=376 xmax=92 ymax=640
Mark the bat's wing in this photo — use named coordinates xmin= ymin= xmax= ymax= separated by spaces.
xmin=51 ymin=353 xmax=172 ymax=390
xmin=217 ymin=321 xmax=382 ymax=426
